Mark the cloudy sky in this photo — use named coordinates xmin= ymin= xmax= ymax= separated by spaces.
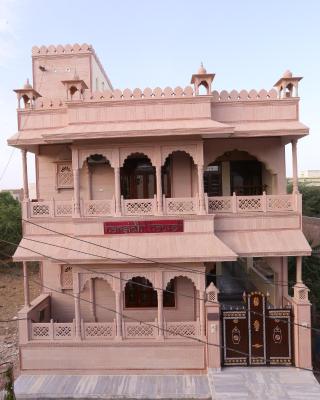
xmin=0 ymin=0 xmax=319 ymax=189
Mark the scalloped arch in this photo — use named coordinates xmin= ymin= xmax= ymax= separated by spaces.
xmin=205 ymin=148 xmax=276 ymax=175
xmin=80 ymin=273 xmax=114 ymax=292
xmin=163 ymin=273 xmax=199 ymax=291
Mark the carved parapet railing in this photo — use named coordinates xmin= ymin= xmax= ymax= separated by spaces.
xmin=54 ymin=200 xmax=73 ymax=217
xmin=207 ymin=193 xmax=299 ymax=214
xmin=29 ymin=200 xmax=73 ymax=218
xmin=29 ymin=201 xmax=53 ymax=217
xmin=164 ymin=320 xmax=200 ymax=339
xmin=121 ymin=196 xmax=157 ymax=216
xmin=164 ymin=196 xmax=199 ymax=215
xmin=83 ymin=321 xmax=115 ymax=340
xmin=123 ymin=320 xmax=157 ymax=339
xmin=31 ymin=320 xmax=75 ymax=340
xmin=82 ymin=198 xmax=115 ymax=217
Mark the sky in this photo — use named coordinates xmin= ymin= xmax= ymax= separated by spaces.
xmin=0 ymin=0 xmax=319 ymax=189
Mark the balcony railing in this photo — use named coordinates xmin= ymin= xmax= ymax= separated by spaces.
xmin=26 ymin=192 xmax=300 ymax=218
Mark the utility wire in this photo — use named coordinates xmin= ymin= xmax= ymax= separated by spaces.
xmin=22 ymin=218 xmax=303 ymax=289
xmin=1 ymin=254 xmax=320 ymax=376
xmin=0 ymin=237 xmax=319 ymax=335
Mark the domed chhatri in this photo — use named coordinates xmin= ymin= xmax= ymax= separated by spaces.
xmin=190 ymin=63 xmax=215 ymax=95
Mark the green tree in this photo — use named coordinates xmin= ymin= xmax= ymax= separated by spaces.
xmin=0 ymin=192 xmax=22 ymax=259
xmin=288 ymin=182 xmax=320 ymax=217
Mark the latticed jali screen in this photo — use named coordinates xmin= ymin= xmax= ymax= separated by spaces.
xmin=57 ymin=162 xmax=73 ymax=189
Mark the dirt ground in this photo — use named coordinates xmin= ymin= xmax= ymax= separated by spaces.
xmin=0 ymin=261 xmax=40 ymax=373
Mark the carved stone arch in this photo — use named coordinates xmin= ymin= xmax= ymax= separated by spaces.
xmin=121 ymin=272 xmax=156 ymax=290
xmin=80 ymin=272 xmax=114 ymax=292
xmin=161 ymin=144 xmax=201 ymax=166
xmin=206 ymin=148 xmax=276 ymax=175
xmin=120 ymin=148 xmax=157 ymax=167
xmin=163 ymin=271 xmax=200 ymax=291
xmin=78 ymin=148 xmax=114 ymax=169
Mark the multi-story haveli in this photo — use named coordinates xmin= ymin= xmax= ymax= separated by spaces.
xmin=9 ymin=44 xmax=312 ymax=375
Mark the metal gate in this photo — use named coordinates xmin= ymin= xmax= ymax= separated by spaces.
xmin=222 ymin=292 xmax=293 ymax=366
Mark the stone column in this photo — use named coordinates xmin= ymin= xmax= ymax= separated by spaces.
xmin=89 ymin=278 xmax=96 ymax=322
xmin=23 ymin=261 xmax=30 ymax=307
xmin=73 ymin=168 xmax=81 ymax=217
xmin=74 ymin=291 xmax=81 ymax=339
xmin=292 ymin=139 xmax=299 ymax=194
xmin=86 ymin=163 xmax=92 ymax=200
xmin=197 ymin=164 xmax=206 ymax=214
xmin=199 ymin=290 xmax=206 ymax=337
xmin=115 ymin=291 xmax=123 ymax=340
xmin=156 ymin=165 xmax=163 ymax=214
xmin=296 ymin=256 xmax=302 ymax=283
xmin=21 ymin=149 xmax=29 ymax=200
xmin=114 ymin=167 xmax=121 ymax=216
xmin=292 ymin=256 xmax=312 ymax=369
xmin=157 ymin=289 xmax=164 ymax=339
xmin=205 ymin=283 xmax=221 ymax=369
xmin=73 ymin=272 xmax=81 ymax=340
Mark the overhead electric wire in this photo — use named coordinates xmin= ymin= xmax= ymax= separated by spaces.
xmin=22 ymin=218 xmax=304 ymax=289
xmin=1 ymin=255 xmax=320 ymax=377
xmin=0 ymin=236 xmax=319 ymax=335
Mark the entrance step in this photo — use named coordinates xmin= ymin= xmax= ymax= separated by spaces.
xmin=14 ymin=374 xmax=211 ymax=399
xmin=209 ymin=367 xmax=320 ymax=399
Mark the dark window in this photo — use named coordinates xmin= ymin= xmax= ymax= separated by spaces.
xmin=230 ymin=161 xmax=264 ymax=195
xmin=204 ymin=162 xmax=222 ymax=196
xmin=125 ymin=277 xmax=175 ymax=308
xmin=121 ymin=156 xmax=155 ymax=199
xmin=163 ymin=280 xmax=175 ymax=307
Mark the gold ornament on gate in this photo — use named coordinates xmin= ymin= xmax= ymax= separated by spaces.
xmin=253 ymin=296 xmax=260 ymax=307
xmin=253 ymin=319 xmax=260 ymax=332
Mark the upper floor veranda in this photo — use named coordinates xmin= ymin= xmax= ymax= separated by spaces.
xmin=8 ymin=44 xmax=308 ymax=221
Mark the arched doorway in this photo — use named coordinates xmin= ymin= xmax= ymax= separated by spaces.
xmin=205 ymin=150 xmax=270 ymax=196
xmin=121 ymin=154 xmax=155 ymax=199
xmin=162 ymin=151 xmax=197 ymax=198
xmin=85 ymin=154 xmax=114 ymax=200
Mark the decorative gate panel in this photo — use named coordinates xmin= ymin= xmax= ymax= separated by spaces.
xmin=266 ymin=309 xmax=292 ymax=366
xmin=248 ymin=292 xmax=266 ymax=365
xmin=222 ymin=292 xmax=293 ymax=367
xmin=222 ymin=310 xmax=248 ymax=366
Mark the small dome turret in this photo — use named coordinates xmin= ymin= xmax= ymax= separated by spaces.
xmin=197 ymin=62 xmax=207 ymax=74
xmin=23 ymin=78 xmax=33 ymax=89
xmin=283 ymin=70 xmax=293 ymax=78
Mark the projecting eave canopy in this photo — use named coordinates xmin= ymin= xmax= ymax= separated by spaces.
xmin=7 ymin=119 xmax=234 ymax=146
xmin=13 ymin=233 xmax=237 ymax=264
xmin=216 ymin=229 xmax=311 ymax=257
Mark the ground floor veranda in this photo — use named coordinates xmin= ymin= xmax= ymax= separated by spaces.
xmin=17 ymin=257 xmax=312 ymax=374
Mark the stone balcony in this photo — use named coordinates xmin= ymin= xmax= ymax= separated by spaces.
xmin=25 ymin=192 xmax=301 ymax=219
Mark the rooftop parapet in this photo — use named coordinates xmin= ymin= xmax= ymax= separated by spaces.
xmin=32 ymin=43 xmax=93 ymax=56
xmin=22 ymin=87 xmax=287 ymax=111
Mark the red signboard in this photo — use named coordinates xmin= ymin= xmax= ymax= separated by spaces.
xmin=104 ymin=220 xmax=184 ymax=234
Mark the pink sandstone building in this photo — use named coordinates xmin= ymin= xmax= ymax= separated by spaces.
xmin=8 ymin=43 xmax=313 ymax=375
